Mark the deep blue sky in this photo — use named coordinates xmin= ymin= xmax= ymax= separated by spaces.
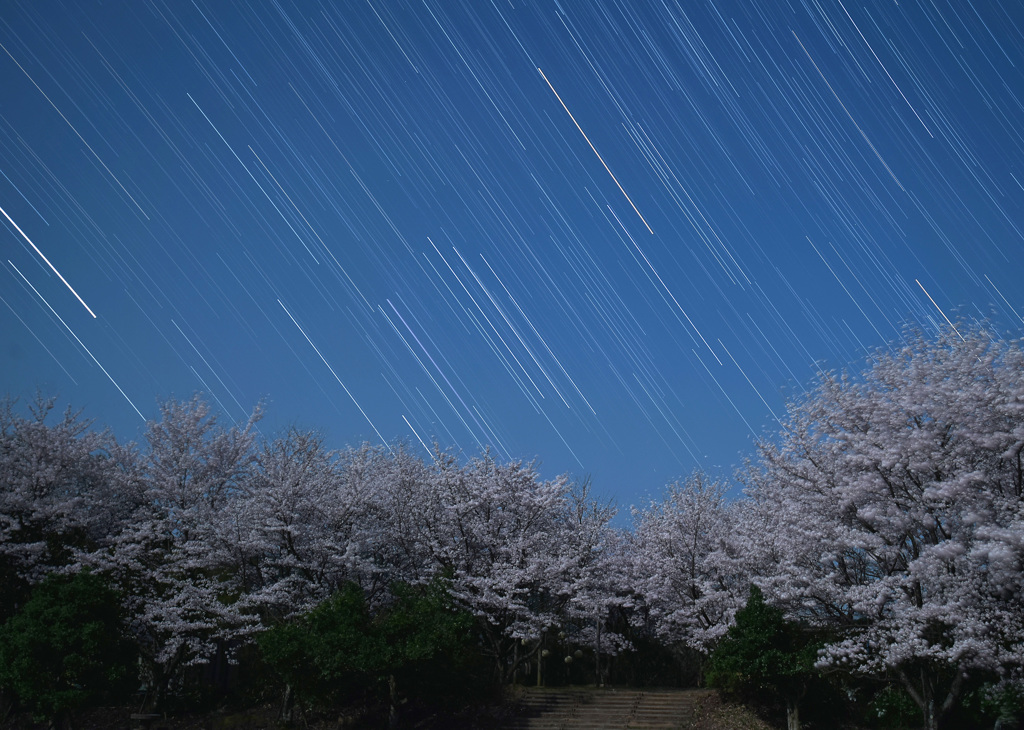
xmin=3 ymin=0 xmax=1023 ymax=508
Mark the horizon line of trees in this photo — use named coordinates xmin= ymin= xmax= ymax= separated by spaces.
xmin=2 ymin=324 xmax=1023 ymax=729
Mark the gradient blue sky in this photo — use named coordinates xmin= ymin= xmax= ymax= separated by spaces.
xmin=3 ymin=0 xmax=1023 ymax=508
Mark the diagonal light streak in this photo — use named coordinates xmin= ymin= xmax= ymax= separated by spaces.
xmin=538 ymin=67 xmax=654 ymax=234
xmin=278 ymin=299 xmax=391 ymax=448
xmin=1 ymin=203 xmax=96 ymax=318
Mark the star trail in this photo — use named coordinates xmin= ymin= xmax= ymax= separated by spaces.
xmin=3 ymin=0 xmax=1024 ymax=505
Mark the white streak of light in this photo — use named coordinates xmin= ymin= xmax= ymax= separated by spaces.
xmin=480 ymin=253 xmax=597 ymax=414
xmin=632 ymin=373 xmax=701 ymax=463
xmin=718 ymin=339 xmax=782 ymax=424
xmin=278 ymin=299 xmax=391 ymax=448
xmin=538 ymin=67 xmax=654 ymax=234
xmin=0 ymin=42 xmax=149 ymax=219
xmin=792 ymin=32 xmax=905 ymax=191
xmin=692 ymin=348 xmax=755 ymax=437
xmin=402 ymin=414 xmax=432 ymax=458
xmin=915 ymin=279 xmax=964 ymax=340
xmin=1 ymin=204 xmax=96 ymax=318
xmin=0 ymin=290 xmax=77 ymax=383
xmin=608 ymin=204 xmax=722 ymax=364
xmin=380 ymin=306 xmax=482 ymax=444
xmin=985 ymin=274 xmax=1024 ymax=324
xmin=189 ymin=94 xmax=320 ymax=262
xmin=9 ymin=261 xmax=143 ymax=419
xmin=835 ymin=0 xmax=933 ymax=137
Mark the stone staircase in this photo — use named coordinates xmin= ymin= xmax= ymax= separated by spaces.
xmin=503 ymin=687 xmax=712 ymax=730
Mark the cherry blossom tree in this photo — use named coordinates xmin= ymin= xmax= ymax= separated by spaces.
xmin=226 ymin=433 xmax=384 ymax=620
xmin=631 ymin=471 xmax=745 ymax=657
xmin=746 ymin=326 xmax=1024 ymax=730
xmin=416 ymin=450 xmax=574 ymax=684
xmin=341 ymin=443 xmax=435 ymax=595
xmin=106 ymin=396 xmax=262 ymax=705
xmin=559 ymin=479 xmax=633 ymax=683
xmin=0 ymin=394 xmax=138 ymax=620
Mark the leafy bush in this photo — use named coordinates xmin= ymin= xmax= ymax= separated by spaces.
xmin=0 ymin=570 xmax=136 ymax=725
xmin=259 ymin=578 xmax=476 ymax=723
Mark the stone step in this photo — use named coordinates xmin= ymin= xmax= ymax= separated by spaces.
xmin=504 ymin=688 xmax=711 ymax=730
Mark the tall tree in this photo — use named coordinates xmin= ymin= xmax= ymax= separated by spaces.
xmin=746 ymin=327 xmax=1024 ymax=730
xmin=0 ymin=571 xmax=135 ymax=728
xmin=631 ymin=472 xmax=745 ymax=658
xmin=0 ymin=395 xmax=137 ymax=621
xmin=107 ymin=396 xmax=262 ymax=706
xmin=422 ymin=451 xmax=573 ymax=684
xmin=259 ymin=578 xmax=472 ymax=727
xmin=706 ymin=585 xmax=819 ymax=730
xmin=559 ymin=479 xmax=632 ymax=684
xmin=228 ymin=433 xmax=379 ymax=620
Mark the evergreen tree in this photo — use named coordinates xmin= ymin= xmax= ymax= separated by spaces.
xmin=707 ymin=584 xmax=819 ymax=730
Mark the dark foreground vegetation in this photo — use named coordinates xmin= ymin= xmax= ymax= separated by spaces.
xmin=2 ymin=325 xmax=1024 ymax=730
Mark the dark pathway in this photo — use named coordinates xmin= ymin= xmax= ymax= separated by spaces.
xmin=503 ymin=688 xmax=714 ymax=730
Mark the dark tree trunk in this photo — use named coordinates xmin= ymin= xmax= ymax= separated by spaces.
xmin=279 ymin=683 xmax=294 ymax=723
xmin=785 ymin=698 xmax=800 ymax=730
xmin=897 ymin=664 xmax=965 ymax=730
xmin=388 ymin=674 xmax=399 ymax=730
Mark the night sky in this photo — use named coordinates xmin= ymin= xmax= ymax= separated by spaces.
xmin=3 ymin=0 xmax=1024 ymax=508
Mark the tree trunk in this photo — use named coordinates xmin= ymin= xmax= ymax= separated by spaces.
xmin=785 ymin=698 xmax=800 ymax=730
xmin=900 ymin=671 xmax=939 ymax=730
xmin=897 ymin=664 xmax=964 ymax=730
xmin=923 ymin=699 xmax=939 ymax=730
xmin=279 ymin=683 xmax=294 ymax=723
xmin=388 ymin=674 xmax=399 ymax=730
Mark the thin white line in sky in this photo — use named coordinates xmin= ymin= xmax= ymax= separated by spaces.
xmin=278 ymin=298 xmax=391 ymax=449
xmin=9 ymin=260 xmax=143 ymax=419
xmin=916 ymin=279 xmax=964 ymax=340
xmin=0 ymin=41 xmax=149 ymax=219
xmin=538 ymin=67 xmax=654 ymax=234
xmin=1 ymin=203 xmax=96 ymax=318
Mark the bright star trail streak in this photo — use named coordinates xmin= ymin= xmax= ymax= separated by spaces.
xmin=9 ymin=261 xmax=142 ymax=419
xmin=538 ymin=68 xmax=654 ymax=235
xmin=1 ymin=204 xmax=96 ymax=318
xmin=916 ymin=279 xmax=964 ymax=341
xmin=3 ymin=0 xmax=1024 ymax=510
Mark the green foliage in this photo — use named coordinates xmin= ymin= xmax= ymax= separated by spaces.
xmin=257 ymin=583 xmax=368 ymax=705
xmin=0 ymin=570 xmax=136 ymax=723
xmin=977 ymin=681 xmax=1024 ymax=725
xmin=259 ymin=577 xmax=475 ymax=709
xmin=706 ymin=585 xmax=819 ymax=704
xmin=304 ymin=582 xmax=382 ymax=683
xmin=0 ymin=563 xmax=30 ymax=627
xmin=866 ymin=684 xmax=921 ymax=728
xmin=381 ymin=580 xmax=475 ymax=677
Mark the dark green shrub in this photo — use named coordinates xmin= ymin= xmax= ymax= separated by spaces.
xmin=259 ymin=578 xmax=476 ymax=725
xmin=0 ymin=570 xmax=136 ymax=726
